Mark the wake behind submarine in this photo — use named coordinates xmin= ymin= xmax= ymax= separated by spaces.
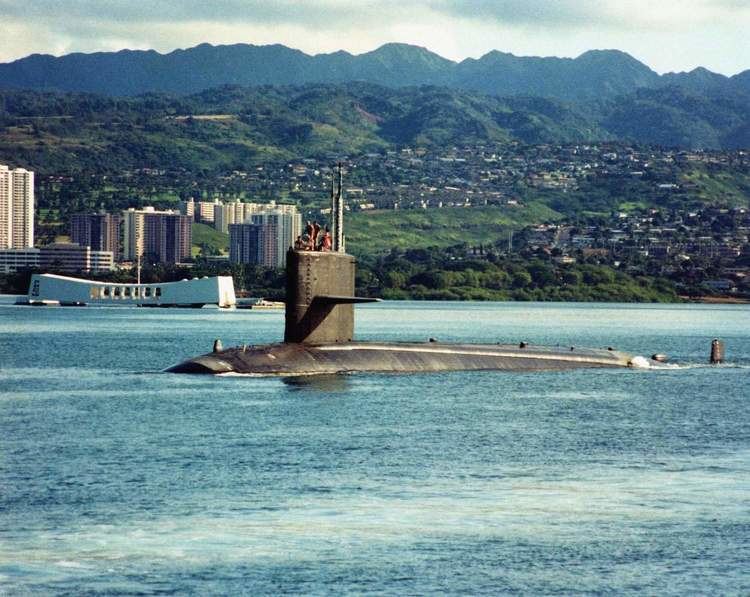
xmin=167 ymin=166 xmax=646 ymax=376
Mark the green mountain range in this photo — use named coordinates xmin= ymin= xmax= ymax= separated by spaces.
xmin=0 ymin=82 xmax=747 ymax=179
xmin=1 ymin=42 xmax=748 ymax=101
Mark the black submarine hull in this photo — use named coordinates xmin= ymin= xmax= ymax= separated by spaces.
xmin=167 ymin=175 xmax=649 ymax=377
xmin=166 ymin=341 xmax=636 ymax=375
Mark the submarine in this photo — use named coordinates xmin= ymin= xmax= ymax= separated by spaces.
xmin=167 ymin=166 xmax=644 ymax=376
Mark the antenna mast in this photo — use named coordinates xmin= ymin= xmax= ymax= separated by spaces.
xmin=331 ymin=162 xmax=345 ymax=252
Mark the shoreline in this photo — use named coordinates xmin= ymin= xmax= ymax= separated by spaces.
xmin=4 ymin=293 xmax=749 ymax=305
xmin=680 ymin=295 xmax=750 ymax=304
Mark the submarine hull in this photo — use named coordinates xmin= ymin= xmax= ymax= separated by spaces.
xmin=166 ymin=341 xmax=634 ymax=375
xmin=167 ymin=177 xmax=645 ymax=377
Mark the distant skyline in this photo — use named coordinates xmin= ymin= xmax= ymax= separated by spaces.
xmin=1 ymin=0 xmax=748 ymax=75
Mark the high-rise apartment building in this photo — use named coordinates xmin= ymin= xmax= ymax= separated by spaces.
xmin=150 ymin=213 xmax=192 ymax=264
xmin=0 ymin=164 xmax=34 ymax=249
xmin=187 ymin=199 xmax=219 ymax=224
xmin=179 ymin=198 xmax=195 ymax=219
xmin=229 ymin=210 xmax=301 ymax=268
xmin=214 ymin=200 xmax=299 ymax=234
xmin=0 ymin=167 xmax=9 ymax=249
xmin=214 ymin=199 xmax=248 ymax=234
xmin=122 ymin=208 xmax=147 ymax=261
xmin=70 ymin=213 xmax=121 ymax=256
xmin=122 ymin=207 xmax=192 ymax=264
xmin=229 ymin=223 xmax=262 ymax=265
xmin=179 ymin=198 xmax=222 ymax=223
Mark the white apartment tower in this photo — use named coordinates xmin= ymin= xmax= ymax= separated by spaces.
xmin=229 ymin=209 xmax=302 ymax=268
xmin=213 ymin=199 xmax=246 ymax=234
xmin=0 ymin=167 xmax=9 ymax=248
xmin=121 ymin=207 xmax=192 ymax=264
xmin=122 ymin=208 xmax=147 ymax=261
xmin=214 ymin=200 xmax=300 ymax=235
xmin=0 ymin=165 xmax=34 ymax=249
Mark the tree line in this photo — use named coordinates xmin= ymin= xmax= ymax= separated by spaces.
xmin=2 ymin=245 xmax=678 ymax=303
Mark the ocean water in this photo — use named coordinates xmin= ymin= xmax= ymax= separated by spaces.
xmin=1 ymin=299 xmax=749 ymax=595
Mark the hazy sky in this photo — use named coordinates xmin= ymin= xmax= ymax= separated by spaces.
xmin=1 ymin=0 xmax=748 ymax=75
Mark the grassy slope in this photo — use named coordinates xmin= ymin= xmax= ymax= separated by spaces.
xmin=191 ymin=222 xmax=229 ymax=256
xmin=346 ymin=202 xmax=562 ymax=253
xmin=682 ymin=167 xmax=750 ymax=206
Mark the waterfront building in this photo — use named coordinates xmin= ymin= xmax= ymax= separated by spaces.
xmin=0 ymin=247 xmax=40 ymax=273
xmin=122 ymin=207 xmax=192 ymax=264
xmin=229 ymin=209 xmax=301 ymax=268
xmin=23 ymin=273 xmax=236 ymax=308
xmin=0 ymin=164 xmax=34 ymax=249
xmin=38 ymin=243 xmax=113 ymax=273
xmin=70 ymin=213 xmax=121 ymax=256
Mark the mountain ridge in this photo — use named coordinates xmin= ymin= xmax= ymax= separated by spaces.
xmin=2 ymin=42 xmax=747 ymax=100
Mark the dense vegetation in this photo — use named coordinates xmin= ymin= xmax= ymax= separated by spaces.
xmin=356 ymin=247 xmax=678 ymax=302
xmin=0 ymin=245 xmax=678 ymax=303
xmin=0 ymin=84 xmax=593 ymax=176
xmin=0 ymin=83 xmax=747 ymax=185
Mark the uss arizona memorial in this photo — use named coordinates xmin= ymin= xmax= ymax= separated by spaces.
xmin=20 ymin=273 xmax=236 ymax=308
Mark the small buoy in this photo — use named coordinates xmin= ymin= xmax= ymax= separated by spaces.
xmin=213 ymin=338 xmax=223 ymax=353
xmin=710 ymin=339 xmax=724 ymax=364
xmin=519 ymin=341 xmax=527 ymax=349
xmin=651 ymin=353 xmax=668 ymax=362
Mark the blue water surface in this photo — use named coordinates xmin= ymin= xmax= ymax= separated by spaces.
xmin=1 ymin=300 xmax=749 ymax=594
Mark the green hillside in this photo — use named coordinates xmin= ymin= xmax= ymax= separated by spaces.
xmin=1 ymin=83 xmax=747 ymax=180
xmin=347 ymin=203 xmax=561 ymax=253
xmin=192 ymin=222 xmax=229 ymax=257
xmin=681 ymin=167 xmax=750 ymax=206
